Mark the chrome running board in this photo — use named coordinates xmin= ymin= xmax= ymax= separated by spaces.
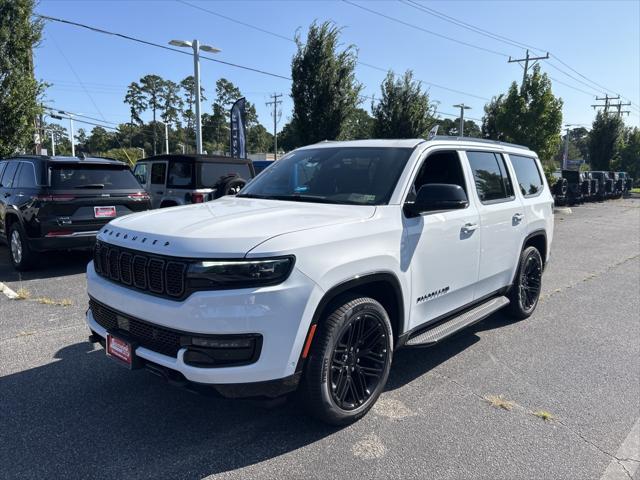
xmin=406 ymin=296 xmax=510 ymax=346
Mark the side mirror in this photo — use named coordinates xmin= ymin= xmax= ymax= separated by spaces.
xmin=404 ymin=183 xmax=468 ymax=217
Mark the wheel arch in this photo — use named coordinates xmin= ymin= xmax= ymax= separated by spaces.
xmin=295 ymin=272 xmax=406 ymax=373
xmin=4 ymin=208 xmax=24 ymax=238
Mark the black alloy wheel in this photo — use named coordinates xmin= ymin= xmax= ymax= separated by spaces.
xmin=300 ymin=295 xmax=393 ymax=425
xmin=507 ymin=246 xmax=543 ymax=319
xmin=330 ymin=312 xmax=389 ymax=410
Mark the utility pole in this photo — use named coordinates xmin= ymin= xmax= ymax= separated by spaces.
xmin=591 ymin=94 xmax=620 ymax=115
xmin=452 ymin=103 xmax=472 ymax=136
xmin=508 ymin=49 xmax=550 ymax=92
xmin=609 ymin=101 xmax=631 ymax=117
xmin=266 ymin=93 xmax=282 ymax=160
xmin=47 ymin=130 xmax=56 ymax=156
xmin=562 ymin=123 xmax=579 ymax=170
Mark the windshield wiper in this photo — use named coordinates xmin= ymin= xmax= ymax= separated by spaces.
xmin=73 ymin=184 xmax=105 ymax=189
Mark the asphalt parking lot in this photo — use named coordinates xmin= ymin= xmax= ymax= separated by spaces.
xmin=1 ymin=198 xmax=639 ymax=480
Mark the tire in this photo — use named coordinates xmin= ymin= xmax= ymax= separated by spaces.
xmin=219 ymin=177 xmax=247 ymax=197
xmin=506 ymin=246 xmax=543 ymax=320
xmin=8 ymin=222 xmax=36 ymax=271
xmin=300 ymin=295 xmax=393 ymax=425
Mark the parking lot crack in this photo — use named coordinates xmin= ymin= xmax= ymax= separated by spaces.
xmin=541 ymin=253 xmax=640 ymax=302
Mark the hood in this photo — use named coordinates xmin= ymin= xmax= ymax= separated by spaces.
xmin=98 ymin=196 xmax=376 ymax=257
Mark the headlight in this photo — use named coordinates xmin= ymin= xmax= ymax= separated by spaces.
xmin=186 ymin=256 xmax=295 ymax=289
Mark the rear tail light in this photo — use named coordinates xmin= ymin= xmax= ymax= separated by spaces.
xmin=191 ymin=193 xmax=204 ymax=204
xmin=35 ymin=194 xmax=75 ymax=202
xmin=127 ymin=192 xmax=151 ymax=201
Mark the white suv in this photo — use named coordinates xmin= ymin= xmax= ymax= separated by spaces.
xmin=85 ymin=138 xmax=553 ymax=424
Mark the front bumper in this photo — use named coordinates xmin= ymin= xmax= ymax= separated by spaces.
xmin=85 ymin=261 xmax=324 ymax=386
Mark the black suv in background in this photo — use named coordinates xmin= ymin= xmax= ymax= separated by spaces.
xmin=0 ymin=156 xmax=151 ymax=270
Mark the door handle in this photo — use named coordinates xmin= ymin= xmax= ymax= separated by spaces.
xmin=3 ymin=193 xmax=10 ymax=198
xmin=462 ymin=222 xmax=478 ymax=233
xmin=513 ymin=213 xmax=524 ymax=224
xmin=156 ymin=191 xmax=164 ymax=195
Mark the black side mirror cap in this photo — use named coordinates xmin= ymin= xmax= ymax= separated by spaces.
xmin=404 ymin=183 xmax=469 ymax=217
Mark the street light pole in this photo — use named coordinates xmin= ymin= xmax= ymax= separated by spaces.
xmin=193 ymin=39 xmax=203 ymax=155
xmin=452 ymin=103 xmax=472 ymax=137
xmin=47 ymin=130 xmax=56 ymax=156
xmin=159 ymin=121 xmax=169 ymax=154
xmin=169 ymin=39 xmax=221 ymax=155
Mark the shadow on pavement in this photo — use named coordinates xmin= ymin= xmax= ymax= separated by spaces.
xmin=0 ymin=246 xmax=92 ymax=283
xmin=0 ymin=311 xmax=513 ymax=479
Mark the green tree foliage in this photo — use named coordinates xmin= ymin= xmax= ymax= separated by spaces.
xmin=291 ymin=21 xmax=362 ymax=144
xmin=84 ymin=126 xmax=115 ymax=153
xmin=482 ymin=65 xmax=563 ymax=162
xmin=42 ymin=122 xmax=70 ymax=155
xmin=180 ymin=75 xmax=205 ymax=150
xmin=588 ymin=111 xmax=625 ymax=170
xmin=124 ymin=82 xmax=146 ymax=126
xmin=247 ymin=124 xmax=274 ymax=153
xmin=160 ymin=80 xmax=183 ymax=126
xmin=339 ymin=108 xmax=374 ymax=140
xmin=437 ymin=118 xmax=481 ymax=138
xmin=277 ymin=121 xmax=300 ymax=152
xmin=619 ymin=127 xmax=640 ymax=181
xmin=372 ymin=70 xmax=436 ymax=138
xmin=0 ymin=0 xmax=46 ymax=157
xmin=140 ymin=74 xmax=165 ymax=155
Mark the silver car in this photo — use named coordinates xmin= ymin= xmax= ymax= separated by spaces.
xmin=133 ymin=154 xmax=255 ymax=208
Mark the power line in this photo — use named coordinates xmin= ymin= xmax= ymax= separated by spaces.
xmin=342 ymin=0 xmax=510 ymax=58
xmin=397 ymin=0 xmax=639 ymax=108
xmin=508 ymin=50 xmax=550 ymax=92
xmin=35 ymin=13 xmax=292 ymax=81
xmin=176 ymin=1 xmax=491 ymax=102
xmin=400 ymin=0 xmax=543 ymax=52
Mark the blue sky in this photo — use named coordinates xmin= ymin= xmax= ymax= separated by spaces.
xmin=35 ymin=0 xmax=640 ymax=139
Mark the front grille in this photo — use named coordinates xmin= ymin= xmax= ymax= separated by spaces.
xmin=89 ymin=298 xmax=182 ymax=357
xmin=94 ymin=241 xmax=187 ymax=299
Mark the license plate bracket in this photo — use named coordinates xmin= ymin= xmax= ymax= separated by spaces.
xmin=106 ymin=332 xmax=141 ymax=369
xmin=94 ymin=206 xmax=116 ymax=218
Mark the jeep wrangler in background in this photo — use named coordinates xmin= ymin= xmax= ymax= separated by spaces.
xmin=85 ymin=137 xmax=553 ymax=425
xmin=590 ymin=171 xmax=614 ymax=200
xmin=133 ymin=154 xmax=255 ymax=208
xmin=562 ymin=169 xmax=584 ymax=205
xmin=550 ymin=171 xmax=568 ymax=205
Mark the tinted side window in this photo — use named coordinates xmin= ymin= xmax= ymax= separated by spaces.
xmin=133 ymin=163 xmax=148 ymax=185
xmin=0 ymin=161 xmax=19 ymax=188
xmin=150 ymin=163 xmax=166 ymax=184
xmin=168 ymin=162 xmax=194 ymax=188
xmin=467 ymin=151 xmax=514 ymax=202
xmin=509 ymin=155 xmax=543 ymax=197
xmin=15 ymin=163 xmax=37 ymax=188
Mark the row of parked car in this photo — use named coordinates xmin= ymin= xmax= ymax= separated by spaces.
xmin=550 ymin=170 xmax=634 ymax=205
xmin=0 ymin=153 xmax=264 ymax=270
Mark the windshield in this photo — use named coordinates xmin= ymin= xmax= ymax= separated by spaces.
xmin=50 ymin=164 xmax=141 ymax=190
xmin=238 ymin=147 xmax=413 ymax=205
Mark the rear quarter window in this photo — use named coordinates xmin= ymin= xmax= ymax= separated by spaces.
xmin=50 ymin=164 xmax=141 ymax=190
xmin=167 ymin=162 xmax=194 ymax=188
xmin=510 ymin=155 xmax=544 ymax=197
